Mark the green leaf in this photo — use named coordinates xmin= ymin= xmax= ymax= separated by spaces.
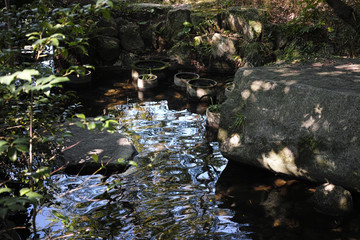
xmin=129 ymin=161 xmax=137 ymax=167
xmin=13 ymin=138 xmax=28 ymax=145
xmin=0 ymin=143 xmax=9 ymax=154
xmin=19 ymin=188 xmax=31 ymax=196
xmin=0 ymin=74 xmax=16 ymax=85
xmin=50 ymin=38 xmax=59 ymax=47
xmin=92 ymin=154 xmax=99 ymax=162
xmin=16 ymin=69 xmax=39 ymax=82
xmin=20 ymin=188 xmax=43 ymax=202
xmin=41 ymin=21 xmax=53 ymax=30
xmin=32 ymin=167 xmax=51 ymax=181
xmin=8 ymin=147 xmax=17 ymax=161
xmin=0 ymin=140 xmax=8 ymax=147
xmin=14 ymin=144 xmax=28 ymax=153
xmin=0 ymin=208 xmax=8 ymax=219
xmin=0 ymin=188 xmax=12 ymax=194
xmin=117 ymin=158 xmax=125 ymax=164
xmin=25 ymin=31 xmax=41 ymax=37
xmin=88 ymin=121 xmax=96 ymax=130
xmin=75 ymin=113 xmax=86 ymax=119
xmin=94 ymin=116 xmax=106 ymax=121
xmin=75 ymin=121 xmax=86 ymax=129
xmin=52 ymin=210 xmax=68 ymax=220
xmin=107 ymin=119 xmax=118 ymax=125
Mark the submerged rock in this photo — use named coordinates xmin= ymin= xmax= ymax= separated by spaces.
xmin=311 ymin=183 xmax=353 ymax=216
xmin=60 ymin=122 xmax=138 ymax=175
xmin=219 ymin=59 xmax=360 ymax=192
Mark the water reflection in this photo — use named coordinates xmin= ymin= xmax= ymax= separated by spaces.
xmin=37 ymin=100 xmax=249 ymax=239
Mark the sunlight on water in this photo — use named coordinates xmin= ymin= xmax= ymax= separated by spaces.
xmin=37 ymin=100 xmax=251 ymax=239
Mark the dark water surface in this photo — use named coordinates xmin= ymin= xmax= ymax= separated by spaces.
xmin=37 ymin=101 xmax=250 ymax=239
xmin=35 ymin=72 xmax=360 ymax=239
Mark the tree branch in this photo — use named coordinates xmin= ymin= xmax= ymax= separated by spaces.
xmin=325 ymin=0 xmax=360 ymax=33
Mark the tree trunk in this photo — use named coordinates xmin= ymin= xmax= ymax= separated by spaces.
xmin=325 ymin=0 xmax=360 ymax=33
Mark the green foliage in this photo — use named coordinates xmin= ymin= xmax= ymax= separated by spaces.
xmin=0 ymin=0 xmax=117 ymax=236
xmin=208 ymin=104 xmax=221 ymax=113
xmin=231 ymin=112 xmax=245 ymax=130
xmin=208 ymin=97 xmax=220 ymax=113
xmin=274 ymin=0 xmax=360 ymax=61
xmin=73 ymin=114 xmax=119 ymax=133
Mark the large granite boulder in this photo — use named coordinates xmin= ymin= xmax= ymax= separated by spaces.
xmin=218 ymin=59 xmax=360 ymax=192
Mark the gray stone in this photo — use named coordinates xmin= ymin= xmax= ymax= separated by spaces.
xmin=95 ymin=18 xmax=118 ymax=38
xmin=225 ymin=7 xmax=266 ymax=40
xmin=127 ymin=3 xmax=171 ymax=20
xmin=166 ymin=6 xmax=191 ymax=40
xmin=211 ymin=33 xmax=237 ymax=60
xmin=61 ymin=122 xmax=138 ymax=175
xmin=96 ymin=36 xmax=121 ymax=65
xmin=219 ymin=59 xmax=360 ymax=192
xmin=118 ymin=21 xmax=145 ymax=51
xmin=311 ymin=183 xmax=353 ymax=216
xmin=208 ymin=33 xmax=238 ymax=72
xmin=168 ymin=42 xmax=192 ymax=65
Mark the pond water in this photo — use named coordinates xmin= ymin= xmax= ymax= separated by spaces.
xmin=34 ymin=72 xmax=360 ymax=240
xmin=36 ymin=100 xmax=251 ymax=239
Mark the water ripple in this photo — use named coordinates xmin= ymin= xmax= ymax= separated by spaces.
xmin=37 ymin=100 xmax=249 ymax=239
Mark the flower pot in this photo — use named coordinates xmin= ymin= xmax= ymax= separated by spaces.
xmin=137 ymin=73 xmax=158 ymax=91
xmin=131 ymin=59 xmax=169 ymax=82
xmin=224 ymin=82 xmax=235 ymax=98
xmin=186 ymin=78 xmax=217 ymax=99
xmin=174 ymin=72 xmax=200 ymax=88
xmin=67 ymin=71 xmax=92 ymax=87
xmin=206 ymin=107 xmax=221 ymax=129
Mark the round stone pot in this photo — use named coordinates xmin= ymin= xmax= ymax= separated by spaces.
xmin=66 ymin=71 xmax=92 ymax=87
xmin=186 ymin=78 xmax=217 ymax=99
xmin=174 ymin=72 xmax=200 ymax=88
xmin=224 ymin=82 xmax=235 ymax=98
xmin=137 ymin=73 xmax=158 ymax=91
xmin=131 ymin=60 xmax=169 ymax=82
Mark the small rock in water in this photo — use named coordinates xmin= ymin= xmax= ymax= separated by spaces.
xmin=311 ymin=183 xmax=353 ymax=216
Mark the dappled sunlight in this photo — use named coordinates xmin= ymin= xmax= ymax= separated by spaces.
xmin=301 ymin=115 xmax=316 ymax=129
xmin=87 ymin=148 xmax=104 ymax=156
xmin=301 ymin=104 xmax=325 ymax=131
xmin=324 ymin=183 xmax=335 ymax=193
xmin=250 ymin=80 xmax=277 ymax=92
xmin=229 ymin=133 xmax=242 ymax=148
xmin=219 ymin=58 xmax=360 ymax=198
xmin=335 ymin=64 xmax=360 ymax=72
xmin=317 ymin=70 xmax=345 ymax=76
xmin=259 ymin=147 xmax=301 ymax=176
xmin=241 ymin=89 xmax=251 ymax=100
xmin=315 ymin=155 xmax=336 ymax=171
xmin=280 ymin=80 xmax=297 ymax=85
